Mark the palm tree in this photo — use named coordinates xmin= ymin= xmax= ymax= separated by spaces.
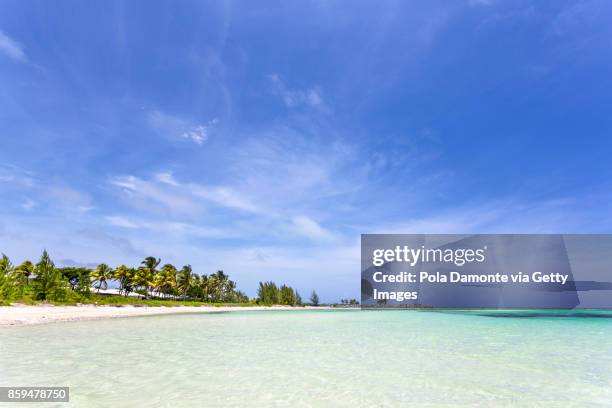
xmin=141 ymin=257 xmax=160 ymax=298
xmin=199 ymin=274 xmax=209 ymax=301
xmin=176 ymin=265 xmax=193 ymax=300
xmin=133 ymin=267 xmax=151 ymax=298
xmin=153 ymin=264 xmax=177 ymax=298
xmin=189 ymin=274 xmax=201 ymax=299
xmin=14 ymin=260 xmax=34 ymax=286
xmin=0 ymin=254 xmax=16 ymax=300
xmin=114 ymin=265 xmax=133 ymax=296
xmin=209 ymin=270 xmax=230 ymax=302
xmin=207 ymin=273 xmax=219 ymax=302
xmin=91 ymin=263 xmax=113 ymax=293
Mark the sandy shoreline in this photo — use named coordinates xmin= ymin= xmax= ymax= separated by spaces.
xmin=0 ymin=305 xmax=329 ymax=327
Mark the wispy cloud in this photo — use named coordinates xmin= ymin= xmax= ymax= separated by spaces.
xmin=77 ymin=227 xmax=143 ymax=256
xmin=107 ymin=160 xmax=349 ymax=244
xmin=0 ymin=165 xmax=91 ymax=213
xmin=104 ymin=215 xmax=241 ymax=239
xmin=190 ymin=185 xmax=260 ymax=213
xmin=370 ymin=197 xmax=608 ymax=235
xmin=0 ymin=30 xmax=26 ymax=62
xmin=289 ymin=215 xmax=336 ymax=242
xmin=268 ymin=74 xmax=329 ymax=112
xmin=105 ymin=215 xmax=139 ymax=229
xmin=21 ymin=198 xmax=37 ymax=211
xmin=147 ymin=110 xmax=217 ymax=145
xmin=110 ymin=175 xmax=200 ymax=215
xmin=0 ymin=165 xmax=36 ymax=187
xmin=181 ymin=125 xmax=208 ymax=144
xmin=110 ymin=173 xmax=259 ymax=216
xmin=154 ymin=172 xmax=179 ymax=186
xmin=45 ymin=186 xmax=93 ymax=212
xmin=112 ymin=120 xmax=364 ymax=220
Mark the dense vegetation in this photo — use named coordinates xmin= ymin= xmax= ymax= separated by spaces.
xmin=256 ymin=281 xmax=304 ymax=306
xmin=0 ymin=250 xmax=247 ymax=305
xmin=0 ymin=250 xmax=330 ymax=307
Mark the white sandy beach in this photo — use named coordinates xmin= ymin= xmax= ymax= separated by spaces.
xmin=0 ymin=305 xmax=323 ymax=326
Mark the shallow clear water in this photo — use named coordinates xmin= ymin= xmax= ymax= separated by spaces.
xmin=1 ymin=310 xmax=612 ymax=407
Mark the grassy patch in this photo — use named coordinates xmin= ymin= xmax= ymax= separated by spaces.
xmin=3 ymin=294 xmax=261 ymax=307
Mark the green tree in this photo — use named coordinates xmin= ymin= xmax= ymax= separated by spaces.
xmin=208 ymin=270 xmax=232 ymax=302
xmin=133 ymin=267 xmax=152 ymax=298
xmin=310 ymin=290 xmax=320 ymax=306
xmin=14 ymin=260 xmax=34 ymax=286
xmin=257 ymin=281 xmax=280 ymax=305
xmin=187 ymin=274 xmax=203 ymax=299
xmin=279 ymin=285 xmax=297 ymax=306
xmin=113 ymin=265 xmax=135 ymax=296
xmin=225 ymin=279 xmax=236 ymax=302
xmin=91 ymin=264 xmax=113 ymax=293
xmin=198 ymin=274 xmax=209 ymax=301
xmin=176 ymin=265 xmax=193 ymax=300
xmin=58 ymin=267 xmax=91 ymax=291
xmin=0 ymin=254 xmax=16 ymax=302
xmin=232 ymin=290 xmax=249 ymax=303
xmin=295 ymin=291 xmax=303 ymax=306
xmin=153 ymin=264 xmax=177 ymax=298
xmin=33 ymin=250 xmax=66 ymax=301
xmin=141 ymin=257 xmax=160 ymax=297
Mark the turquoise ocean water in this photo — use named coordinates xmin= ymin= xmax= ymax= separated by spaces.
xmin=1 ymin=309 xmax=611 ymax=407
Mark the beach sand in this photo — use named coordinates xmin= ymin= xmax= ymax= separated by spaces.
xmin=0 ymin=304 xmax=322 ymax=326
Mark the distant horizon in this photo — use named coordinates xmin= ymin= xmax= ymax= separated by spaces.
xmin=2 ymin=1 xmax=612 ymax=302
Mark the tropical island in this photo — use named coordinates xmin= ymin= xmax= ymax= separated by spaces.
xmin=0 ymin=250 xmax=332 ymax=308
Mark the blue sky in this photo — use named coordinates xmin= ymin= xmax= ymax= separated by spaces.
xmin=1 ymin=0 xmax=612 ymax=301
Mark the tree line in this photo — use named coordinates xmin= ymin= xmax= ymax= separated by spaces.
xmin=256 ymin=281 xmax=320 ymax=306
xmin=0 ymin=250 xmax=247 ymax=303
xmin=0 ymin=250 xmax=323 ymax=306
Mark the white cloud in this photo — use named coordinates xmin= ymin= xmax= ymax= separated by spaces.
xmin=181 ymin=125 xmax=208 ymax=145
xmin=268 ymin=74 xmax=329 ymax=112
xmin=147 ymin=110 xmax=217 ymax=146
xmin=228 ymin=129 xmax=361 ymax=217
xmin=107 ymin=164 xmax=349 ymax=243
xmin=369 ymin=198 xmax=600 ymax=235
xmin=110 ymin=175 xmax=199 ymax=215
xmin=155 ymin=172 xmax=179 ymax=186
xmin=21 ymin=198 xmax=36 ymax=211
xmin=0 ymin=164 xmax=36 ymax=187
xmin=106 ymin=215 xmax=139 ymax=229
xmin=290 ymin=215 xmax=336 ymax=242
xmin=113 ymin=172 xmax=260 ymax=215
xmin=190 ymin=185 xmax=260 ymax=213
xmin=104 ymin=214 xmax=242 ymax=239
xmin=0 ymin=31 xmax=26 ymax=62
xmin=43 ymin=185 xmax=93 ymax=213
xmin=0 ymin=165 xmax=91 ymax=213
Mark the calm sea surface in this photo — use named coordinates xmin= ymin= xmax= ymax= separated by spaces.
xmin=1 ymin=309 xmax=611 ymax=407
